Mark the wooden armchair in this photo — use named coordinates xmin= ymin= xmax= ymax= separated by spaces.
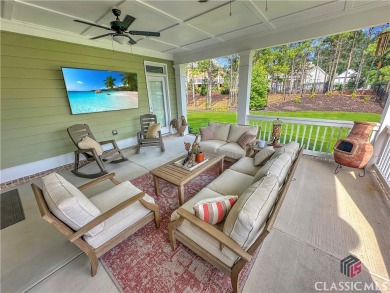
xmin=67 ymin=124 xmax=128 ymax=178
xmin=136 ymin=114 xmax=165 ymax=154
xmin=31 ymin=173 xmax=160 ymax=276
xmin=168 ymin=147 xmax=303 ymax=293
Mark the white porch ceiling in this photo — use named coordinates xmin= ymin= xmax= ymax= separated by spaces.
xmin=1 ymin=0 xmax=389 ymax=63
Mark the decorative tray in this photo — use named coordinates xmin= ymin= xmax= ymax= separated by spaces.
xmin=174 ymin=158 xmax=209 ymax=171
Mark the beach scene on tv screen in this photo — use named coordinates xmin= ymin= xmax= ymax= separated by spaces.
xmin=62 ymin=67 xmax=139 ymax=114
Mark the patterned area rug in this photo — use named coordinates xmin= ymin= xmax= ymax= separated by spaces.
xmin=101 ymin=164 xmax=259 ymax=292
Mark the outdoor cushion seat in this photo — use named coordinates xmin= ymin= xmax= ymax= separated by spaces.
xmin=199 ymin=140 xmax=227 ymax=153
xmin=207 ymin=169 xmax=254 ymax=196
xmin=218 ymin=143 xmax=247 ymax=160
xmin=85 ymin=181 xmax=156 ymax=248
xmin=177 ymin=219 xmax=236 ymax=267
xmin=253 ymin=153 xmax=293 ymax=185
xmin=171 ymin=187 xmax=223 ymax=221
xmin=227 ymin=124 xmax=258 ymax=143
xmin=230 ymin=157 xmax=260 ymax=176
xmin=209 ymin=122 xmax=231 ymax=141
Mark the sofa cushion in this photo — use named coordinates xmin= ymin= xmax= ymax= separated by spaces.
xmin=200 ymin=126 xmax=213 ymax=141
xmin=230 ymin=157 xmax=260 ymax=176
xmin=271 ymin=141 xmax=300 ymax=160
xmin=171 ymin=188 xmax=223 ymax=221
xmin=218 ymin=142 xmax=246 ymax=160
xmin=199 ymin=140 xmax=227 ymax=154
xmin=227 ymin=125 xmax=258 ymax=143
xmin=42 ymin=173 xmax=103 ymax=237
xmin=237 ymin=132 xmax=256 ymax=149
xmin=222 ymin=175 xmax=279 ymax=260
xmin=253 ymin=153 xmax=292 ymax=185
xmin=207 ymin=169 xmax=254 ymax=196
xmin=85 ymin=181 xmax=155 ymax=248
xmin=193 ymin=196 xmax=238 ymax=225
xmin=177 ymin=219 xmax=236 ymax=267
xmin=209 ymin=122 xmax=231 ymax=141
xmin=78 ymin=136 xmax=103 ymax=156
xmin=254 ymin=146 xmax=275 ymax=166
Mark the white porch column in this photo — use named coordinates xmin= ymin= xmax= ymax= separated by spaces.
xmin=237 ymin=50 xmax=254 ymax=125
xmin=173 ymin=64 xmax=188 ymax=134
xmin=368 ymin=93 xmax=390 ymax=169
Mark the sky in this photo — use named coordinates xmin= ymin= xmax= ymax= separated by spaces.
xmin=62 ymin=68 xmax=135 ymax=91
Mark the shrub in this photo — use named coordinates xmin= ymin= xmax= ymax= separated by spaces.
xmin=326 ymin=91 xmax=333 ymax=96
xmin=250 ymin=62 xmax=269 ymax=110
xmin=295 ymin=96 xmax=301 ymax=104
xmin=363 ymin=96 xmax=371 ymax=103
xmin=337 ymin=84 xmax=343 ymax=91
xmin=197 ymin=84 xmax=207 ymax=96
xmin=351 ymin=92 xmax=357 ymax=99
xmin=220 ymin=87 xmax=230 ymax=95
xmin=310 ymin=92 xmax=316 ymax=99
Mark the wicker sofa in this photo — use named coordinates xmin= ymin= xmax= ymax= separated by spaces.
xmin=199 ymin=122 xmax=260 ymax=161
xmin=168 ymin=142 xmax=303 ymax=293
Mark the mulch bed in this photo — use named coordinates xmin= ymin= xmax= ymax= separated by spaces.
xmin=264 ymin=94 xmax=383 ymax=114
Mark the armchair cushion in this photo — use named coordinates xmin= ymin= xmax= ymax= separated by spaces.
xmin=86 ymin=181 xmax=155 ymax=248
xmin=218 ymin=142 xmax=246 ymax=160
xmin=254 ymin=146 xmax=276 ymax=166
xmin=207 ymin=169 xmax=254 ymax=196
xmin=193 ymin=196 xmax=238 ymax=225
xmin=42 ymin=173 xmax=103 ymax=237
xmin=230 ymin=157 xmax=260 ymax=176
xmin=271 ymin=141 xmax=300 ymax=160
xmin=146 ymin=123 xmax=161 ymax=139
xmin=209 ymin=122 xmax=231 ymax=141
xmin=77 ymin=136 xmax=104 ymax=156
xmin=222 ymin=175 xmax=279 ymax=260
xmin=227 ymin=125 xmax=258 ymax=143
xmin=199 ymin=140 xmax=227 ymax=154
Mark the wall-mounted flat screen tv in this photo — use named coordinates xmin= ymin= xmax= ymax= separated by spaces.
xmin=61 ymin=67 xmax=138 ymax=114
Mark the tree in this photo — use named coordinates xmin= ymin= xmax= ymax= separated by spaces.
xmin=120 ymin=73 xmax=137 ymax=91
xmin=250 ymin=62 xmax=269 ymax=110
xmin=104 ymin=76 xmax=116 ymax=89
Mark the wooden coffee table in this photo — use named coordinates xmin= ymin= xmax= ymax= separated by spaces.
xmin=151 ymin=153 xmax=225 ymax=206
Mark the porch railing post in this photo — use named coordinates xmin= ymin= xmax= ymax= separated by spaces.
xmin=237 ymin=50 xmax=254 ymax=125
xmin=173 ymin=64 xmax=188 ymax=135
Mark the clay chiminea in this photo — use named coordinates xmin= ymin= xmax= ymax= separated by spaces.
xmin=333 ymin=121 xmax=376 ymax=176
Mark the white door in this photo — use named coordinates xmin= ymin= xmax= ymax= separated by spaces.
xmin=147 ymin=76 xmax=170 ymax=134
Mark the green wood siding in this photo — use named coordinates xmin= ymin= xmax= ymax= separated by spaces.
xmin=0 ymin=31 xmax=177 ymax=169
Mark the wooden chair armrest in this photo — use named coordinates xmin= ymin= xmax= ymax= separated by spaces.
xmin=177 ymin=209 xmax=252 ymax=261
xmin=75 ymin=148 xmax=94 ymax=154
xmin=98 ymin=140 xmax=115 ymax=147
xmin=78 ymin=173 xmax=120 ymax=190
xmin=69 ymin=191 xmax=145 ymax=242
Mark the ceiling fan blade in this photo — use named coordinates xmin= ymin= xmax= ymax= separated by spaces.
xmin=128 ymin=30 xmax=160 ymax=37
xmin=122 ymin=15 xmax=136 ymax=30
xmin=115 ymin=33 xmax=137 ymax=45
xmin=74 ymin=19 xmax=112 ymax=31
xmin=90 ymin=33 xmax=115 ymax=40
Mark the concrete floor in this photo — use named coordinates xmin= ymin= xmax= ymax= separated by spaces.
xmin=1 ymin=135 xmax=390 ymax=293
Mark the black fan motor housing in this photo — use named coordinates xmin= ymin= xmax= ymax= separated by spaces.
xmin=110 ymin=20 xmax=127 ymax=32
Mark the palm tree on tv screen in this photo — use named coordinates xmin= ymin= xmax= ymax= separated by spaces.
xmin=120 ymin=72 xmax=138 ymax=91
xmin=104 ymin=76 xmax=116 ymax=89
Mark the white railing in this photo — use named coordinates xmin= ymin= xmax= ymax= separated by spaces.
xmin=374 ymin=126 xmax=390 ymax=192
xmin=191 ymin=78 xmax=224 ymax=85
xmin=247 ymin=115 xmax=380 ymax=158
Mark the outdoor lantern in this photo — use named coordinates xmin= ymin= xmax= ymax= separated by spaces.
xmin=269 ymin=118 xmax=283 ymax=148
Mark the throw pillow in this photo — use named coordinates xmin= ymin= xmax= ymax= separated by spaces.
xmin=254 ymin=146 xmax=276 ymax=166
xmin=237 ymin=131 xmax=256 ymax=149
xmin=200 ymin=126 xmax=213 ymax=141
xmin=78 ymin=136 xmax=104 ymax=156
xmin=193 ymin=196 xmax=238 ymax=225
xmin=146 ymin=123 xmax=160 ymax=138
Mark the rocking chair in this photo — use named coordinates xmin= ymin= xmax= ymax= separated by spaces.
xmin=67 ymin=124 xmax=128 ymax=179
xmin=136 ymin=114 xmax=165 ymax=154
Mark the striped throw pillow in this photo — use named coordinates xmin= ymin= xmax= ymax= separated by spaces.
xmin=193 ymin=196 xmax=238 ymax=225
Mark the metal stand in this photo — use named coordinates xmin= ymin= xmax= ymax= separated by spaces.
xmin=334 ymin=164 xmax=366 ymax=177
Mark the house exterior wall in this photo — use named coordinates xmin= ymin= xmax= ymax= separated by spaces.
xmin=305 ymin=68 xmax=326 ymax=84
xmin=0 ymin=31 xmax=177 ymax=169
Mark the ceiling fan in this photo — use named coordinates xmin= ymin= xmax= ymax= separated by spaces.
xmin=74 ymin=8 xmax=160 ymax=45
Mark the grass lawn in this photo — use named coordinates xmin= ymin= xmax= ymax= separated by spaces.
xmin=187 ymin=111 xmax=381 ymax=153
xmin=188 ymin=111 xmax=381 ymax=133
